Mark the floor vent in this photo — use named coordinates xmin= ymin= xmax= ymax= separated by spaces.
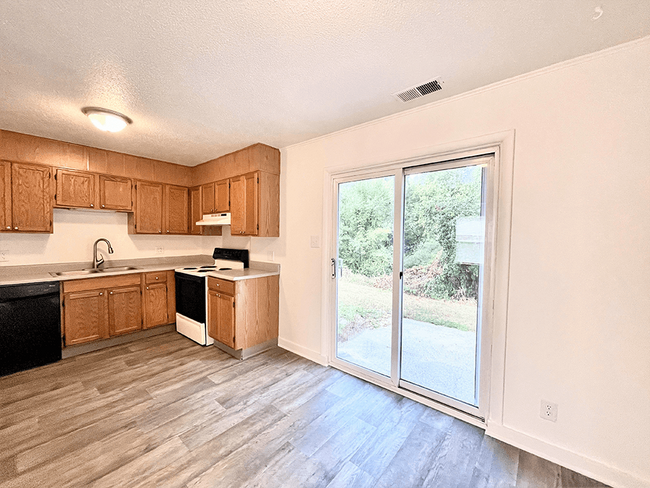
xmin=394 ymin=78 xmax=443 ymax=102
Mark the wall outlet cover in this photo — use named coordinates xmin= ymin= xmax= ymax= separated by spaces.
xmin=540 ymin=400 xmax=558 ymax=422
xmin=0 ymin=250 xmax=7 ymax=262
xmin=156 ymin=247 xmax=164 ymax=254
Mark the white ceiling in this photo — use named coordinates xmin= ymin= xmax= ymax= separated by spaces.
xmin=1 ymin=1 xmax=649 ymax=166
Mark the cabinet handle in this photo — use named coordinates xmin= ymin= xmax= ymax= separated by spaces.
xmin=6 ymin=226 xmax=10 ymax=229
xmin=99 ymin=292 xmax=103 ymax=296
xmin=90 ymin=204 xmax=94 ymax=208
xmin=14 ymin=227 xmax=18 ymax=230
xmin=155 ymin=276 xmax=159 ymax=280
xmin=102 ymin=204 xmax=105 ymax=208
xmin=146 ymin=287 xmax=149 ymax=290
xmin=158 ymin=230 xmax=162 ymax=233
xmin=167 ymin=230 xmax=170 ymax=233
xmin=216 ymin=283 xmax=219 ymax=286
xmin=110 ymin=291 xmax=113 ymax=295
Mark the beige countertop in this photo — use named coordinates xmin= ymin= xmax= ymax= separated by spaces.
xmin=0 ymin=255 xmax=279 ymax=286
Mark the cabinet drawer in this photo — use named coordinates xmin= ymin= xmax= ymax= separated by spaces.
xmin=208 ymin=277 xmax=235 ymax=295
xmin=145 ymin=272 xmax=168 ymax=284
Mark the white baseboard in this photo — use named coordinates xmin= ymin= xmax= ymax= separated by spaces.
xmin=277 ymin=337 xmax=328 ymax=366
xmin=486 ymin=424 xmax=648 ymax=488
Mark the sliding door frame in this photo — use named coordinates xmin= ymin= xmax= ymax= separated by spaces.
xmin=323 ymin=131 xmax=515 ymax=428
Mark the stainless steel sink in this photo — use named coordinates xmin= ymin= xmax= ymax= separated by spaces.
xmin=50 ymin=266 xmax=141 ymax=277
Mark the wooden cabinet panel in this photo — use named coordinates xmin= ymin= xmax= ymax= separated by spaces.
xmin=189 ymin=186 xmax=202 ymax=235
xmin=201 ymin=183 xmax=215 ymax=214
xmin=11 ymin=163 xmax=52 ymax=233
xmin=99 ymin=175 xmax=132 ymax=211
xmin=64 ymin=290 xmax=108 ymax=345
xmin=208 ymin=277 xmax=235 ymax=295
xmin=145 ymin=272 xmax=167 ymax=284
xmin=0 ymin=161 xmax=11 ymax=232
xmin=244 ymin=172 xmax=259 ymax=236
xmin=215 ymin=179 xmax=230 ymax=212
xmin=166 ymin=270 xmax=176 ymax=320
xmin=55 ymin=169 xmax=95 ymax=209
xmin=230 ymin=175 xmax=245 ymax=235
xmin=108 ymin=286 xmax=142 ymax=336
xmin=208 ymin=289 xmax=235 ymax=348
xmin=143 ymin=283 xmax=168 ymax=329
xmin=259 ymin=171 xmax=280 ymax=237
xmin=165 ymin=185 xmax=189 ymax=234
xmin=133 ymin=181 xmax=163 ymax=234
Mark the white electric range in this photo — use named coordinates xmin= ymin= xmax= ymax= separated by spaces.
xmin=174 ymin=248 xmax=249 ymax=345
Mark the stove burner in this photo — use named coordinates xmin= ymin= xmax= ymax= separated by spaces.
xmin=219 ymin=268 xmax=232 ymax=271
xmin=196 ymin=269 xmax=211 ymax=273
xmin=200 ymin=266 xmax=217 ymax=269
xmin=183 ymin=267 xmax=198 ymax=270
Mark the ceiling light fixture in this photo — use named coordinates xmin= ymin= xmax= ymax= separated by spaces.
xmin=81 ymin=107 xmax=132 ymax=132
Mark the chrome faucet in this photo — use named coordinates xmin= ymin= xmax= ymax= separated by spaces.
xmin=93 ymin=238 xmax=114 ymax=269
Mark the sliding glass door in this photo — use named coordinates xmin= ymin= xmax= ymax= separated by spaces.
xmin=332 ymin=155 xmax=493 ymax=418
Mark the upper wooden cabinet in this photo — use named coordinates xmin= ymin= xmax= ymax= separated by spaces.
xmin=11 ymin=163 xmax=53 ymax=233
xmin=201 ymin=179 xmax=230 ymax=215
xmin=189 ymin=186 xmax=202 ymax=235
xmin=230 ymin=171 xmax=279 ymax=237
xmin=55 ymin=169 xmax=95 ymax=209
xmin=165 ymin=185 xmax=189 ymax=234
xmin=130 ymin=181 xmax=164 ymax=234
xmin=0 ymin=161 xmax=11 ymax=232
xmin=99 ymin=175 xmax=132 ymax=211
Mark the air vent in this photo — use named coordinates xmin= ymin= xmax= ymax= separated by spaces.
xmin=394 ymin=78 xmax=443 ymax=102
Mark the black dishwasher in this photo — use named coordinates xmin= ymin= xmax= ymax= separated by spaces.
xmin=0 ymin=281 xmax=62 ymax=377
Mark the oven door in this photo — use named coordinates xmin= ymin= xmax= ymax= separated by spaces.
xmin=175 ymin=273 xmax=206 ymax=324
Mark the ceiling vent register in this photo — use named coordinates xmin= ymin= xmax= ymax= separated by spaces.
xmin=394 ymin=79 xmax=443 ymax=102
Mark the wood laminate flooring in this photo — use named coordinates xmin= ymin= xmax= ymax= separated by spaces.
xmin=0 ymin=332 xmax=609 ymax=488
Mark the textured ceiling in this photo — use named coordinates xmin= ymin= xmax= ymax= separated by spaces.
xmin=1 ymin=1 xmax=649 ymax=166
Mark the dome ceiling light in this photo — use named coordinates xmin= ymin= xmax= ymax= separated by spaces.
xmin=81 ymin=107 xmax=132 ymax=133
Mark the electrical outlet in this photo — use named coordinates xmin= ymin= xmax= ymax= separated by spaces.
xmin=540 ymin=400 xmax=558 ymax=422
xmin=156 ymin=247 xmax=164 ymax=254
xmin=0 ymin=250 xmax=7 ymax=262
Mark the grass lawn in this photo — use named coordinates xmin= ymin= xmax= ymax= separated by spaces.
xmin=338 ymin=274 xmax=477 ymax=341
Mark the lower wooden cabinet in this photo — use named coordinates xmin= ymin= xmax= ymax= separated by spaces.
xmin=108 ymin=286 xmax=142 ymax=336
xmin=62 ymin=272 xmax=176 ymax=347
xmin=63 ymin=289 xmax=109 ymax=345
xmin=207 ymin=275 xmax=279 ymax=351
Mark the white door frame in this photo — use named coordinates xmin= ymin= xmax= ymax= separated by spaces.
xmin=321 ymin=130 xmax=516 ymax=427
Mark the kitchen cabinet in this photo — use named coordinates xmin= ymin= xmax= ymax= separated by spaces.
xmin=108 ymin=286 xmax=142 ymax=336
xmin=55 ymin=169 xmax=95 ymax=209
xmin=99 ymin=175 xmax=132 ymax=211
xmin=0 ymin=161 xmax=10 ymax=232
xmin=130 ymin=181 xmax=164 ymax=234
xmin=164 ymin=185 xmax=189 ymax=234
xmin=63 ymin=289 xmax=109 ymax=345
xmin=142 ymin=271 xmax=169 ymax=328
xmin=229 ymin=171 xmax=279 ymax=237
xmin=189 ymin=186 xmax=202 ymax=235
xmin=201 ymin=179 xmax=230 ymax=215
xmin=207 ymin=275 xmax=279 ymax=352
xmin=62 ymin=274 xmax=143 ymax=346
xmin=11 ymin=162 xmax=53 ymax=233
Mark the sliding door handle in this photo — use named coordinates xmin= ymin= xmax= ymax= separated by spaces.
xmin=331 ymin=258 xmax=336 ymax=279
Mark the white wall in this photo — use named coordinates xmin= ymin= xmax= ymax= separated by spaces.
xmin=0 ymin=209 xmax=222 ymax=266
xmin=263 ymin=37 xmax=650 ymax=487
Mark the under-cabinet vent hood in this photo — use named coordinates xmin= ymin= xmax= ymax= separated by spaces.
xmin=196 ymin=213 xmax=231 ymax=226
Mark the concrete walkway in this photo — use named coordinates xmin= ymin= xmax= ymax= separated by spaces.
xmin=337 ymin=318 xmax=477 ymax=405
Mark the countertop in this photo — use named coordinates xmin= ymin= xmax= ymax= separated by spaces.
xmin=0 ymin=255 xmax=280 ymax=286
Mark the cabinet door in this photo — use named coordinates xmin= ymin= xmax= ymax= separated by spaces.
xmin=55 ymin=169 xmax=95 ymax=209
xmin=99 ymin=175 xmax=132 ymax=211
xmin=201 ymin=183 xmax=215 ymax=214
xmin=165 ymin=185 xmax=189 ymax=234
xmin=0 ymin=161 xmax=11 ymax=232
xmin=11 ymin=163 xmax=52 ymax=233
xmin=208 ymin=290 xmax=235 ymax=348
xmin=189 ymin=186 xmax=202 ymax=235
xmin=215 ymin=179 xmax=230 ymax=212
xmin=108 ymin=286 xmax=142 ymax=336
xmin=243 ymin=172 xmax=259 ymax=236
xmin=143 ymin=283 xmax=168 ymax=328
xmin=64 ymin=290 xmax=109 ymax=345
xmin=135 ymin=181 xmax=163 ymax=234
xmin=230 ymin=175 xmax=245 ymax=235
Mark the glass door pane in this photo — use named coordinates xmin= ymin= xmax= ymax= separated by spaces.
xmin=401 ymin=164 xmax=485 ymax=405
xmin=335 ymin=176 xmax=394 ymax=377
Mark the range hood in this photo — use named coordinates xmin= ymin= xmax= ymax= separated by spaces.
xmin=196 ymin=213 xmax=231 ymax=226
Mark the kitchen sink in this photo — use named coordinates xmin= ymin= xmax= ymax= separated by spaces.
xmin=50 ymin=266 xmax=141 ymax=277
